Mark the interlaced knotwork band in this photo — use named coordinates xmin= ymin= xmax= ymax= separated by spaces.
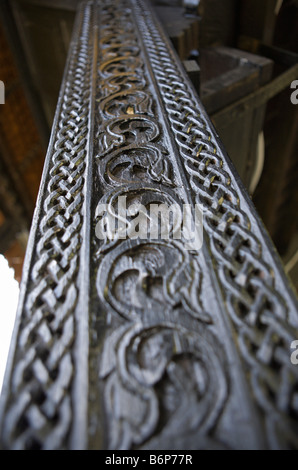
xmin=133 ymin=0 xmax=298 ymax=448
xmin=0 ymin=3 xmax=93 ymax=450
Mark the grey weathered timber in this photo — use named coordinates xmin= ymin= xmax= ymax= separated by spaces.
xmin=1 ymin=0 xmax=298 ymax=450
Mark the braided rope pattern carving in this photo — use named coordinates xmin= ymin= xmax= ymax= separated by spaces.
xmin=134 ymin=0 xmax=298 ymax=448
xmin=0 ymin=4 xmax=93 ymax=450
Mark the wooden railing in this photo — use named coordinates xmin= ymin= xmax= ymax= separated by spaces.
xmin=0 ymin=0 xmax=298 ymax=450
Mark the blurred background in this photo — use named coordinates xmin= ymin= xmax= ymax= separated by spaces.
xmin=0 ymin=0 xmax=297 ymax=388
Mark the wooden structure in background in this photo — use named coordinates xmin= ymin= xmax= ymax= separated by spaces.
xmin=0 ymin=22 xmax=45 ymax=281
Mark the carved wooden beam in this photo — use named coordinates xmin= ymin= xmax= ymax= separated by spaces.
xmin=1 ymin=0 xmax=298 ymax=450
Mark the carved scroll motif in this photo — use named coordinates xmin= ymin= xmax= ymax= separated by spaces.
xmin=91 ymin=0 xmax=229 ymax=450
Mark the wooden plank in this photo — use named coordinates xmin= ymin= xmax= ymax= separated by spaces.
xmin=0 ymin=0 xmax=298 ymax=451
xmin=212 ymin=64 xmax=298 ymax=128
xmin=183 ymin=59 xmax=200 ymax=92
xmin=239 ymin=35 xmax=298 ymax=67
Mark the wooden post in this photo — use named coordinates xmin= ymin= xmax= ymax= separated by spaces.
xmin=0 ymin=0 xmax=298 ymax=450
